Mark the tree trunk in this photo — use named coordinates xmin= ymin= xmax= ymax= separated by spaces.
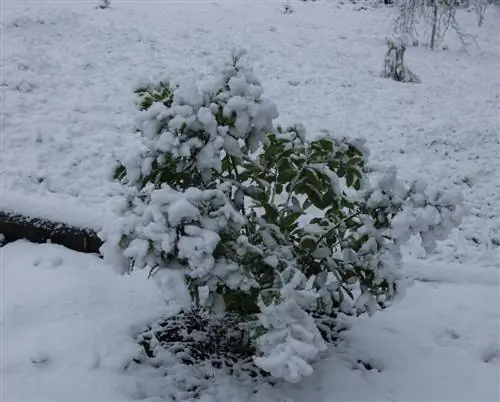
xmin=430 ymin=0 xmax=439 ymax=50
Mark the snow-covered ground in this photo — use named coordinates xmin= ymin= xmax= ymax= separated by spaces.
xmin=1 ymin=241 xmax=499 ymax=401
xmin=1 ymin=0 xmax=499 ymax=400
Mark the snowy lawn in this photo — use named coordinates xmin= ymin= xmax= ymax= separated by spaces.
xmin=1 ymin=241 xmax=498 ymax=401
xmin=1 ymin=0 xmax=499 ymax=400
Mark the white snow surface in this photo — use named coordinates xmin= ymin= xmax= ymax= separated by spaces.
xmin=1 ymin=241 xmax=498 ymax=401
xmin=1 ymin=0 xmax=499 ymax=400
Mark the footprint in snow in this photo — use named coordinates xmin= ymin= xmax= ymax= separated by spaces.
xmin=30 ymin=351 xmax=51 ymax=367
xmin=435 ymin=328 xmax=461 ymax=346
xmin=15 ymin=81 xmax=36 ymax=93
xmin=33 ymin=256 xmax=63 ymax=270
xmin=355 ymin=358 xmax=384 ymax=373
xmin=481 ymin=345 xmax=500 ymax=366
xmin=83 ymin=352 xmax=101 ymax=370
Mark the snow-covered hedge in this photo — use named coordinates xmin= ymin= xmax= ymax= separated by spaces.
xmin=101 ymin=51 xmax=464 ymax=383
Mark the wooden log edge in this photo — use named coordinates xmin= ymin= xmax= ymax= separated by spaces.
xmin=0 ymin=211 xmax=103 ymax=255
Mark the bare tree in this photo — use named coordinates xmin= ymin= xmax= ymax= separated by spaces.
xmin=474 ymin=0 xmax=489 ymax=26
xmin=394 ymin=0 xmax=480 ymax=50
xmin=394 ymin=0 xmax=423 ymax=46
xmin=424 ymin=0 xmax=457 ymax=50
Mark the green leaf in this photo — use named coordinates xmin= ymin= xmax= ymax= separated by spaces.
xmin=346 ymin=169 xmax=355 ymax=188
xmin=337 ymin=166 xmax=346 ymax=178
xmin=353 ymin=177 xmax=362 ymax=191
xmin=246 ymin=186 xmax=267 ymax=202
xmin=328 ymin=199 xmax=341 ymax=214
xmin=262 ymin=202 xmax=279 ymax=223
xmin=300 ymin=236 xmax=317 ymax=251
xmin=282 ymin=211 xmax=302 ymax=231
xmin=302 ymin=167 xmax=320 ymax=185
xmin=304 ymin=183 xmax=324 ymax=209
xmin=277 ymin=158 xmax=298 ymax=184
xmin=114 ymin=164 xmax=126 ymax=181
xmin=317 ymin=138 xmax=334 ymax=152
xmin=275 ymin=183 xmax=284 ymax=195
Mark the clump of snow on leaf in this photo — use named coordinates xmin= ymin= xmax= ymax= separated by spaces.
xmin=100 ymin=50 xmax=464 ymax=383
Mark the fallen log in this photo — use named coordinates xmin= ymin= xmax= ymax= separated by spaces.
xmin=0 ymin=211 xmax=102 ymax=254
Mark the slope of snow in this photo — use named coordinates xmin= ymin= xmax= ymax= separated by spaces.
xmin=1 ymin=0 xmax=499 ymax=400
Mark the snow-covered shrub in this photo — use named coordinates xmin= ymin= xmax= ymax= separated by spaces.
xmin=102 ymin=51 xmax=463 ymax=383
xmin=382 ymin=39 xmax=420 ymax=83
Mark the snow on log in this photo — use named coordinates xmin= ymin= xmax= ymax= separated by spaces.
xmin=0 ymin=211 xmax=102 ymax=254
